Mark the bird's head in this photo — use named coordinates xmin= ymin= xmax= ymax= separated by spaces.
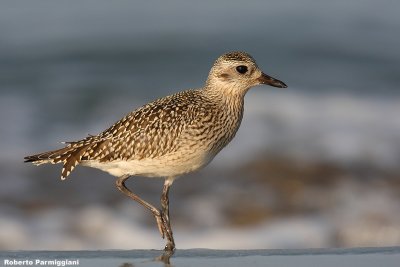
xmin=206 ymin=51 xmax=287 ymax=95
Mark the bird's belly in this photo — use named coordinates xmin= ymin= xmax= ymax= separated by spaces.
xmin=82 ymin=150 xmax=213 ymax=178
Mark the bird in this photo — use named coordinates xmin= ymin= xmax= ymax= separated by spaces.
xmin=24 ymin=51 xmax=287 ymax=252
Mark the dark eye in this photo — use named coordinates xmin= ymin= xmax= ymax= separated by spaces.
xmin=236 ymin=65 xmax=248 ymax=74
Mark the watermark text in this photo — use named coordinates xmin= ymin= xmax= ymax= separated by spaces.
xmin=4 ymin=258 xmax=79 ymax=266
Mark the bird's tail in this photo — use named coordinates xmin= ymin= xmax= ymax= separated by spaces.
xmin=24 ymin=143 xmax=91 ymax=180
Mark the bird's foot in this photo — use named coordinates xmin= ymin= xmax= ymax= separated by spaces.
xmin=155 ymin=249 xmax=174 ymax=265
xmin=164 ymin=241 xmax=175 ymax=252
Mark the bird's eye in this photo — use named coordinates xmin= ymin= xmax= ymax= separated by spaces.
xmin=236 ymin=65 xmax=248 ymax=74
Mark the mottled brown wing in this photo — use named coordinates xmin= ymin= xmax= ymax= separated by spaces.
xmin=87 ymin=90 xmax=207 ymax=162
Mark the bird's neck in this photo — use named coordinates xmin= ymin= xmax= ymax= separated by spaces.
xmin=202 ymin=84 xmax=245 ymax=155
xmin=203 ymin=85 xmax=245 ymax=124
xmin=204 ymin=84 xmax=247 ymax=111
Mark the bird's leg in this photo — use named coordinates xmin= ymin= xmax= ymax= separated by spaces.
xmin=115 ymin=175 xmax=168 ymax=239
xmin=161 ymin=177 xmax=175 ymax=252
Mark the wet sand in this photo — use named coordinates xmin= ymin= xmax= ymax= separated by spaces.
xmin=1 ymin=247 xmax=399 ymax=267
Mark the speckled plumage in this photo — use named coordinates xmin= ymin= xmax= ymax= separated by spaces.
xmin=24 ymin=51 xmax=287 ymax=252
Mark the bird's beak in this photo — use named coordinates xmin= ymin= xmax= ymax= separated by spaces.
xmin=258 ymin=72 xmax=287 ymax=88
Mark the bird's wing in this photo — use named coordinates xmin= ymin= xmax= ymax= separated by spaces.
xmin=87 ymin=90 xmax=209 ymax=162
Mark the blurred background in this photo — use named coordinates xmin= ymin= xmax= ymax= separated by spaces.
xmin=1 ymin=0 xmax=400 ymax=250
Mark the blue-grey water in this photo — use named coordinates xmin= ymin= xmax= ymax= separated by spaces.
xmin=0 ymin=0 xmax=400 ymax=250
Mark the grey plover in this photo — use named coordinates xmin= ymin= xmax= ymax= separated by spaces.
xmin=25 ymin=51 xmax=287 ymax=252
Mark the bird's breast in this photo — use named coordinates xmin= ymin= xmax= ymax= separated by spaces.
xmin=179 ymin=99 xmax=244 ymax=158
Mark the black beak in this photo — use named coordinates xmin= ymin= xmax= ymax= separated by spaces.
xmin=258 ymin=72 xmax=287 ymax=88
